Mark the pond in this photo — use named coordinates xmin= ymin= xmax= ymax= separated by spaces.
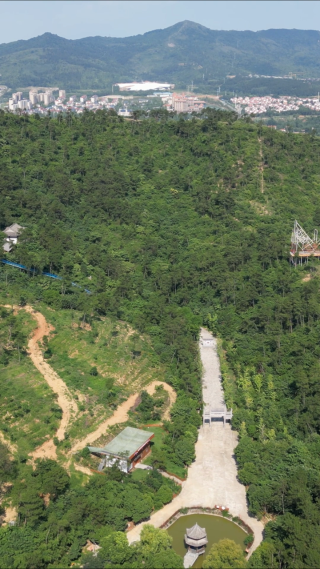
xmin=167 ymin=513 xmax=247 ymax=568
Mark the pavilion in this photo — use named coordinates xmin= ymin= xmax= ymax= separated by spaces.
xmin=185 ymin=523 xmax=208 ymax=554
xmin=183 ymin=523 xmax=208 ymax=568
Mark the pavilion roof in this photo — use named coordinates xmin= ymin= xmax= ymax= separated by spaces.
xmin=185 ymin=523 xmax=207 ymax=540
xmin=3 ymin=223 xmax=25 ymax=238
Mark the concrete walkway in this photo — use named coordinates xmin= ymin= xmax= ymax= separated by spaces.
xmin=127 ymin=329 xmax=263 ymax=554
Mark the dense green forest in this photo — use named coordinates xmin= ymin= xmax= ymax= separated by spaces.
xmin=1 ymin=21 xmax=320 ymax=90
xmin=2 ymin=107 xmax=320 ymax=567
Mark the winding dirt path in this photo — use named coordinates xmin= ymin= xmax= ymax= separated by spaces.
xmin=1 ymin=305 xmax=176 ymax=464
xmin=3 ymin=305 xmax=78 ymax=461
xmin=70 ymin=380 xmax=176 ymax=453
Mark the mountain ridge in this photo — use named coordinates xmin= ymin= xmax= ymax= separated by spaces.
xmin=1 ymin=21 xmax=320 ymax=91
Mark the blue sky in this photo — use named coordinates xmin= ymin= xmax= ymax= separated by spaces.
xmin=1 ymin=1 xmax=320 ymax=43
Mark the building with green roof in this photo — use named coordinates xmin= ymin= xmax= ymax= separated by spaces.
xmin=88 ymin=426 xmax=154 ymax=473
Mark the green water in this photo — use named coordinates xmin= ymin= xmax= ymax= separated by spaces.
xmin=167 ymin=514 xmax=247 ymax=568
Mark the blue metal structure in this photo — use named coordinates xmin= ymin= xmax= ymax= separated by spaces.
xmin=1 ymin=259 xmax=91 ymax=294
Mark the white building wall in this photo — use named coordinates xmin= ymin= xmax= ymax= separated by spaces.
xmin=104 ymin=456 xmax=128 ymax=473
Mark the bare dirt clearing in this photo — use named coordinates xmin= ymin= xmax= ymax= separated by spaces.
xmin=0 ymin=432 xmax=17 ymax=454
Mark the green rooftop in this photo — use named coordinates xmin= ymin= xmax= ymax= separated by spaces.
xmin=88 ymin=426 xmax=154 ymax=459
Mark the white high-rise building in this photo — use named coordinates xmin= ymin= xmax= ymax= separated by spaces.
xmin=59 ymin=90 xmax=66 ymax=100
xmin=44 ymin=92 xmax=54 ymax=106
xmin=29 ymin=91 xmax=38 ymax=105
xmin=13 ymin=92 xmax=23 ymax=101
xmin=18 ymin=99 xmax=31 ymax=110
xmin=8 ymin=99 xmax=17 ymax=110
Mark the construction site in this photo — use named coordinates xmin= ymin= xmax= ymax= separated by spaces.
xmin=290 ymin=220 xmax=320 ymax=264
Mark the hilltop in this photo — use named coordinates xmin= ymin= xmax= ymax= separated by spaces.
xmin=1 ymin=21 xmax=320 ymax=90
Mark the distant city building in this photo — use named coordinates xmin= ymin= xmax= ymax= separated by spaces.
xmin=44 ymin=92 xmax=53 ymax=106
xmin=91 ymin=95 xmax=98 ymax=103
xmin=80 ymin=95 xmax=87 ymax=103
xmin=117 ymin=108 xmax=132 ymax=117
xmin=13 ymin=92 xmax=23 ymax=101
xmin=29 ymin=91 xmax=38 ymax=105
xmin=8 ymin=99 xmax=17 ymax=110
xmin=18 ymin=99 xmax=31 ymax=110
xmin=173 ymin=98 xmax=189 ymax=113
xmin=115 ymin=81 xmax=175 ymax=92
xmin=172 ymin=93 xmax=205 ymax=113
xmin=59 ymin=90 xmax=66 ymax=100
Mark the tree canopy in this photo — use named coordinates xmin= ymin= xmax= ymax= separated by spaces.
xmin=203 ymin=539 xmax=247 ymax=569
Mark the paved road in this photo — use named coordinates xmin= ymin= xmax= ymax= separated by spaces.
xmin=127 ymin=329 xmax=264 ymax=554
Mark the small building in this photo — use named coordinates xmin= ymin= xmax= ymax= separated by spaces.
xmin=2 ymin=223 xmax=24 ymax=252
xmin=118 ymin=108 xmax=132 ymax=117
xmin=184 ymin=523 xmax=208 ymax=568
xmin=88 ymin=426 xmax=154 ymax=473
xmin=185 ymin=523 xmax=208 ymax=554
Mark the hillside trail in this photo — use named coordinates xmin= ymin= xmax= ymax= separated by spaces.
xmin=70 ymin=380 xmax=176 ymax=454
xmin=2 ymin=304 xmax=78 ymax=461
xmin=258 ymin=137 xmax=264 ymax=193
xmin=1 ymin=304 xmax=176 ymax=468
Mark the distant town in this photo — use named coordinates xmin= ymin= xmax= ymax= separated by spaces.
xmin=5 ymin=82 xmax=208 ymax=117
xmin=4 ymin=80 xmax=320 ymax=122
xmin=232 ymin=95 xmax=320 ymax=115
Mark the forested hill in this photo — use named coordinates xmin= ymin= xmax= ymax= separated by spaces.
xmin=2 ymin=108 xmax=320 ymax=567
xmin=1 ymin=21 xmax=320 ymax=90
